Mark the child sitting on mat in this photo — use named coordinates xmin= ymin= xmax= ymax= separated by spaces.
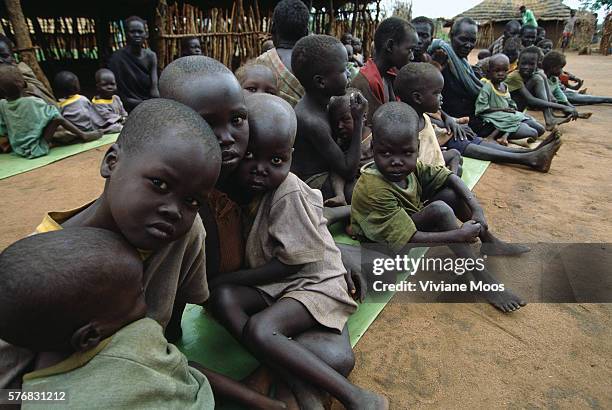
xmin=54 ymin=71 xmax=99 ymax=133
xmin=0 ymin=65 xmax=101 ymax=158
xmin=208 ymin=93 xmax=388 ymax=410
xmin=350 ymin=102 xmax=530 ymax=313
xmin=476 ymin=54 xmax=545 ymax=146
xmin=91 ymin=69 xmax=128 ymax=133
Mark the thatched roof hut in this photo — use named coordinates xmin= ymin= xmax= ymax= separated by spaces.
xmin=453 ymin=0 xmax=594 ymax=49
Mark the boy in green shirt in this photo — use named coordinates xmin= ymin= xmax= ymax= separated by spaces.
xmin=351 ymin=102 xmax=529 ymax=313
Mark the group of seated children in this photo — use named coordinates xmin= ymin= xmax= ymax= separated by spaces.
xmin=0 ymin=66 xmax=127 ymax=158
xmin=1 ymin=4 xmax=608 ymax=408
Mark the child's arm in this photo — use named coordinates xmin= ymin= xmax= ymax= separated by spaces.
xmin=208 ymin=258 xmax=304 ymax=289
xmin=149 ymin=51 xmax=160 ymax=98
xmin=44 ymin=116 xmax=102 ymax=143
xmin=188 ymin=362 xmax=287 ymax=410
xmin=513 ymin=84 xmax=577 ymax=116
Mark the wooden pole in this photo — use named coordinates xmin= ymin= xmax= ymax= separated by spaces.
xmin=328 ymin=0 xmax=334 ymax=35
xmin=5 ymin=0 xmax=52 ymax=90
xmin=155 ymin=0 xmax=168 ymax=69
xmin=351 ymin=0 xmax=359 ymax=35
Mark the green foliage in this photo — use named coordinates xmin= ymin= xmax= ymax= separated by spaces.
xmin=580 ymin=0 xmax=612 ymax=11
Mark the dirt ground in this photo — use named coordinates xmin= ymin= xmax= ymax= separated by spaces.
xmin=0 ymin=53 xmax=610 ymax=408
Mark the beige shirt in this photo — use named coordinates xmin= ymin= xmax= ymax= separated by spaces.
xmin=0 ymin=202 xmax=208 ymax=388
xmin=246 ymin=173 xmax=357 ymax=332
xmin=419 ymin=114 xmax=446 ymax=167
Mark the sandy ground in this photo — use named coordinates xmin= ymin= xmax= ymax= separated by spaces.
xmin=0 ymin=53 xmax=610 ymax=408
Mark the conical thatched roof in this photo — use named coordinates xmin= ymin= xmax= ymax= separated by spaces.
xmin=454 ymin=0 xmax=572 ymax=23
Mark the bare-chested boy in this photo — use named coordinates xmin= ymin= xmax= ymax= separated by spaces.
xmin=108 ymin=16 xmax=160 ymax=112
xmin=291 ymin=34 xmax=367 ymax=203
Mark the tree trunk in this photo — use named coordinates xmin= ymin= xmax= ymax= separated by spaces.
xmin=351 ymin=0 xmax=359 ymax=35
xmin=4 ymin=0 xmax=52 ymax=91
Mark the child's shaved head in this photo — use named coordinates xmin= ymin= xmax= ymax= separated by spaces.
xmin=395 ymin=62 xmax=441 ymax=97
xmin=235 ymin=62 xmax=278 ymax=95
xmin=54 ymin=70 xmax=80 ymax=98
xmin=0 ymin=228 xmax=145 ymax=352
xmin=0 ymin=64 xmax=25 ymax=100
xmin=292 ymin=34 xmax=347 ymax=92
xmin=95 ymin=68 xmax=115 ymax=83
xmin=372 ymin=101 xmax=419 ymax=142
xmin=245 ymin=93 xmax=296 ymax=145
xmin=159 ymin=55 xmax=232 ymax=100
xmin=117 ymin=98 xmax=220 ymax=159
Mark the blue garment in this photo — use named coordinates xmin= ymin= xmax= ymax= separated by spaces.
xmin=428 ymin=39 xmax=482 ymax=98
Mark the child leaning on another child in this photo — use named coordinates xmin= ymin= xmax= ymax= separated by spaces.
xmin=0 ymin=65 xmax=101 ymax=158
xmin=208 ymin=93 xmax=388 ymax=410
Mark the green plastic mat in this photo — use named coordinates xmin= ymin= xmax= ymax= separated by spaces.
xmin=0 ymin=133 xmax=119 ymax=180
xmin=177 ymin=157 xmax=491 ymax=384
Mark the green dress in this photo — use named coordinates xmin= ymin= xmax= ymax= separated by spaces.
xmin=476 ymin=78 xmax=527 ymax=133
xmin=0 ymin=96 xmax=60 ymax=158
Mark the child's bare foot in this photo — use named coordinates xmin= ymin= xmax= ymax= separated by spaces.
xmin=242 ymin=366 xmax=273 ymax=396
xmin=578 ymin=87 xmax=588 ymax=94
xmin=496 ymin=133 xmax=509 ymax=146
xmin=324 ymin=195 xmax=348 ymax=207
xmin=348 ymin=389 xmax=389 ymax=410
xmin=480 ymin=240 xmax=530 ymax=256
xmin=529 ymin=139 xmax=562 ymax=172
xmin=483 ymin=287 xmax=526 ymax=313
xmin=538 ymin=129 xmax=561 ymax=147
xmin=82 ymin=130 xmax=103 ymax=142
xmin=472 ymin=271 xmax=526 ymax=313
xmin=577 ymin=112 xmax=592 ymax=119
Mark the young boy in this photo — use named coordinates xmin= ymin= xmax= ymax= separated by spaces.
xmin=235 ymin=61 xmax=279 ymax=95
xmin=181 ymin=36 xmax=203 ymax=56
xmin=476 ymin=54 xmax=545 ymax=145
xmin=0 ymin=65 xmax=101 ymax=158
xmin=0 ymin=228 xmax=214 ymax=408
xmin=351 ymin=102 xmax=529 ymax=313
xmin=54 ymin=70 xmax=98 ymax=132
xmin=506 ymin=46 xmax=578 ymax=128
xmin=209 ymin=93 xmax=388 ymax=410
xmin=395 ymin=62 xmax=562 ymax=174
xmin=1 ymin=228 xmax=287 ymax=410
xmin=291 ymin=34 xmax=367 ymax=202
xmin=91 ymin=68 xmax=128 ymax=133
xmin=0 ymin=99 xmax=220 ymax=388
xmin=108 ymin=16 xmax=160 ymax=112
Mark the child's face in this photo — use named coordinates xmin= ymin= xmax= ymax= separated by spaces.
xmin=413 ymin=23 xmax=433 ymax=56
xmin=488 ymin=59 xmax=509 ymax=84
xmin=390 ymin=30 xmax=418 ymax=69
xmin=0 ymin=42 xmax=14 ymax=65
xmin=173 ymin=74 xmax=249 ymax=174
xmin=96 ymin=72 xmax=117 ymax=98
xmin=236 ymin=126 xmax=293 ymax=194
xmin=352 ymin=38 xmax=362 ymax=53
xmin=319 ymin=44 xmax=350 ymax=97
xmin=550 ymin=64 xmax=564 ymax=77
xmin=126 ymin=20 xmax=147 ymax=47
xmin=330 ymin=98 xmax=354 ymax=143
xmin=540 ymin=42 xmax=553 ymax=55
xmin=185 ymin=38 xmax=202 ymax=56
xmin=409 ymin=71 xmax=444 ymax=114
xmin=521 ymin=28 xmax=537 ymax=47
xmin=373 ymin=128 xmax=419 ymax=183
xmin=241 ymin=66 xmax=278 ymax=96
xmin=518 ymin=53 xmax=538 ymax=79
xmin=103 ymin=136 xmax=220 ymax=250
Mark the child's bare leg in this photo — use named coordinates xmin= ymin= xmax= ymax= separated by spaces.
xmin=497 ymin=132 xmax=509 ymax=146
xmin=485 ymin=128 xmax=501 ymax=142
xmin=464 ymin=137 xmax=562 ymax=172
xmin=54 ymin=117 xmax=102 ymax=143
xmin=324 ymin=173 xmax=348 ymax=207
xmin=189 ymin=362 xmax=288 ymax=410
xmin=508 ymin=123 xmax=538 ymax=142
xmin=208 ymin=285 xmax=271 ymax=339
xmin=411 ymin=201 xmax=526 ymax=312
xmin=428 ymin=188 xmax=530 ymax=256
xmin=442 ymin=149 xmax=463 ymax=177
xmin=242 ymin=298 xmax=387 ymax=409
xmin=525 ymin=75 xmax=560 ymax=129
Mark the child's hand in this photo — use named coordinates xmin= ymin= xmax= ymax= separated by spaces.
xmin=458 ymin=220 xmax=481 ymax=243
xmin=349 ymin=91 xmax=368 ymax=121
xmin=471 ymin=209 xmax=489 ymax=231
xmin=563 ymin=105 xmax=579 ymax=120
